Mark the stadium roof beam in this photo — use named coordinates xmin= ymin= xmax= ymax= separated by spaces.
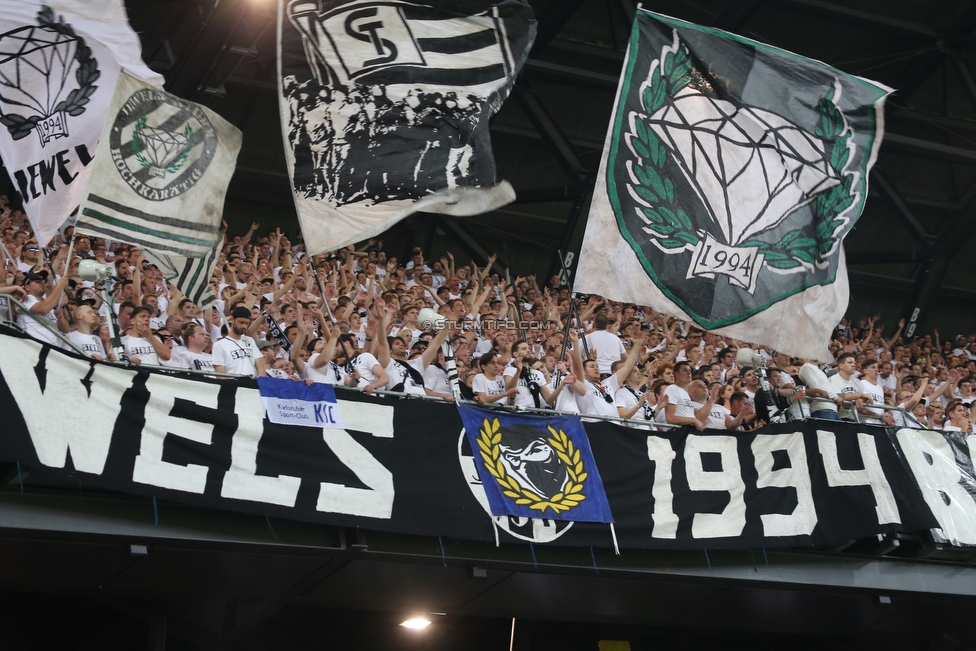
xmin=513 ymin=81 xmax=591 ymax=187
xmin=953 ymin=54 xmax=976 ymax=113
xmin=845 ymin=250 xmax=927 ymax=265
xmin=530 ymin=0 xmax=588 ymax=55
xmin=521 ymin=60 xmax=620 ymax=91
xmin=900 ymin=186 xmax=976 ymax=332
xmin=712 ymin=0 xmax=767 ymax=32
xmin=870 ymin=170 xmax=934 ymax=243
xmin=881 ymin=133 xmax=976 ymax=165
xmin=773 ymin=0 xmax=939 ymax=39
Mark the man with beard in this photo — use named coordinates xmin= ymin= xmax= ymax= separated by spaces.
xmin=213 ymin=306 xmax=264 ymax=376
xmin=496 ymin=424 xmax=568 ymax=501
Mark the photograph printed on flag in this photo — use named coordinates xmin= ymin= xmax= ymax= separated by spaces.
xmin=277 ymin=0 xmax=536 ymax=254
xmin=575 ymin=10 xmax=892 ymax=360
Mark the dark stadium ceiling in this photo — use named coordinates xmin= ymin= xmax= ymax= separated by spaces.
xmin=122 ymin=0 xmax=976 ymax=324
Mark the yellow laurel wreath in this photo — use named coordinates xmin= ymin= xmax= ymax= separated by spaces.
xmin=476 ymin=417 xmax=587 ymax=514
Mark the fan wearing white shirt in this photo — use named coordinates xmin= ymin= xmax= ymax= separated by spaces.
xmin=212 ymin=306 xmax=265 ymax=376
xmin=664 ymin=361 xmax=708 ymax=430
xmin=374 ymin=311 xmax=451 ymax=397
xmin=66 ymin=303 xmax=107 ymax=360
xmin=584 ymin=312 xmax=627 ymax=376
xmin=572 ymin=330 xmax=647 ymax=421
xmin=123 ymin=305 xmax=172 ymax=366
xmin=334 ymin=333 xmax=388 ymax=394
xmin=944 ymin=400 xmax=973 ymax=432
xmin=173 ymin=322 xmax=215 ymax=372
xmin=856 ymin=359 xmax=886 ymax=425
xmin=473 ymin=352 xmax=515 ymax=405
xmin=18 ymin=268 xmax=70 ymax=345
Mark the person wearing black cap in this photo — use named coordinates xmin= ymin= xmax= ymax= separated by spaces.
xmin=212 ymin=306 xmax=265 ymax=376
xmin=17 ymin=268 xmax=70 ymax=345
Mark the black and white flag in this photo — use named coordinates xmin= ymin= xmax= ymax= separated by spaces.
xmin=575 ymin=11 xmax=891 ymax=360
xmin=0 ymin=0 xmax=163 ymax=246
xmin=277 ymin=0 xmax=535 ymax=254
xmin=76 ymin=73 xmax=241 ymax=307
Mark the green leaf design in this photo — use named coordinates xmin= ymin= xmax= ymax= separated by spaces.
xmin=634 ymin=186 xmax=658 ymax=203
xmin=631 ymin=136 xmax=650 ymax=159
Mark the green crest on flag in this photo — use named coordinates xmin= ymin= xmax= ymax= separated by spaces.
xmin=606 ymin=11 xmax=889 ymax=328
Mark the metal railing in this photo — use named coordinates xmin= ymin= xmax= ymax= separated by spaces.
xmin=0 ymin=296 xmax=241 ymax=378
xmin=849 ymin=401 xmax=928 ymax=429
xmin=0 ymin=298 xmax=953 ymax=432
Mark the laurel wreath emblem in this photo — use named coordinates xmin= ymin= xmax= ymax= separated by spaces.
xmin=476 ymin=418 xmax=587 ymax=515
xmin=627 ymin=39 xmax=856 ymax=270
xmin=0 ymin=7 xmax=100 ymax=141
xmin=131 ymin=115 xmax=195 ymax=174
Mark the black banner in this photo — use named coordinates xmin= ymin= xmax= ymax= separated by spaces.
xmin=1 ymin=332 xmax=972 ymax=549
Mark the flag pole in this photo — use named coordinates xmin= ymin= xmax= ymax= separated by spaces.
xmin=309 ymin=259 xmax=336 ymax=322
xmin=555 ymin=249 xmax=590 ymax=383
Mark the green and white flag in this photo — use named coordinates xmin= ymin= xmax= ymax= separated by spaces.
xmin=576 ymin=10 xmax=891 ymax=360
xmin=76 ymin=72 xmax=241 ymax=305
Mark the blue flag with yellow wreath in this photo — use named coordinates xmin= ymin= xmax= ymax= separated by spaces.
xmin=458 ymin=404 xmax=613 ymax=523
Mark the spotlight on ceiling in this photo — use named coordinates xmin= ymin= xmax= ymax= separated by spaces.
xmin=400 ymin=617 xmax=432 ymax=630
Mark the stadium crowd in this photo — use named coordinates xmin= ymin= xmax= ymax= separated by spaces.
xmin=2 ymin=201 xmax=975 ymax=433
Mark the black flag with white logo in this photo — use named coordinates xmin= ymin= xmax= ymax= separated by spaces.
xmin=277 ymin=0 xmax=535 ymax=254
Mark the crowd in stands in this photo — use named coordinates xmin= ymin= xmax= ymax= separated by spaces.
xmin=2 ymin=198 xmax=975 ymax=433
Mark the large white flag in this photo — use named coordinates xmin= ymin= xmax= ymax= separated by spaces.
xmin=575 ymin=10 xmax=890 ymax=360
xmin=76 ymin=73 xmax=241 ymax=306
xmin=0 ymin=0 xmax=163 ymax=246
xmin=277 ymin=0 xmax=536 ymax=254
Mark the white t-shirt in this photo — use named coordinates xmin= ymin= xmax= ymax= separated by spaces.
xmin=212 ymin=335 xmax=261 ymax=376
xmin=664 ymin=383 xmax=697 ymax=422
xmin=177 ymin=350 xmax=215 ymax=373
xmin=829 ymin=373 xmax=862 ymax=419
xmin=472 ymin=373 xmax=507 ymax=404
xmin=614 ymin=384 xmax=654 ymax=428
xmin=349 ymin=352 xmax=383 ymax=388
xmin=879 ymin=373 xmax=897 ymax=395
xmin=423 ymin=363 xmax=452 ymax=396
xmin=307 ymin=353 xmax=346 ymax=385
xmin=706 ymin=403 xmax=732 ymax=429
xmin=585 ymin=330 xmax=627 ymax=374
xmin=504 ymin=365 xmax=547 ymax=408
xmin=385 ymin=357 xmax=427 ymax=396
xmin=577 ymin=374 xmax=621 ymax=421
xmin=123 ymin=335 xmax=160 ymax=366
xmin=859 ymin=377 xmax=885 ymax=425
xmin=17 ymin=295 xmax=59 ymax=345
xmin=66 ymin=331 xmax=105 ymax=358
xmin=547 ymin=373 xmax=579 ymax=413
